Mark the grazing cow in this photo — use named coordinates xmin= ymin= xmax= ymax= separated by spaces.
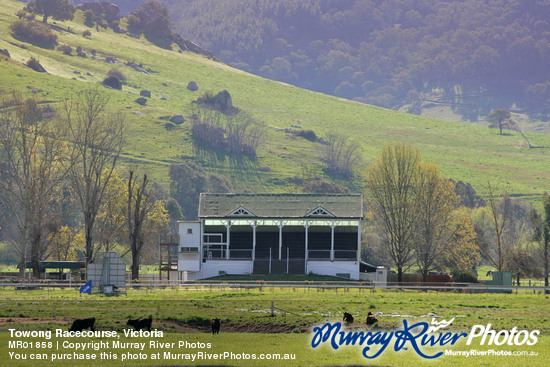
xmin=343 ymin=312 xmax=354 ymax=324
xmin=366 ymin=312 xmax=378 ymax=326
xmin=69 ymin=317 xmax=95 ymax=332
xmin=126 ymin=317 xmax=153 ymax=332
xmin=211 ymin=318 xmax=220 ymax=335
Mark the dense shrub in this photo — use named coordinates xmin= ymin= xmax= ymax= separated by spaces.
xmin=16 ymin=9 xmax=27 ymax=19
xmin=15 ymin=10 xmax=36 ymax=21
xmin=127 ymin=0 xmax=172 ymax=40
xmin=451 ymin=269 xmax=478 ymax=283
xmin=83 ymin=30 xmax=91 ymax=37
xmin=25 ymin=57 xmax=46 ymax=72
xmin=293 ymin=129 xmax=317 ymax=141
xmin=10 ymin=19 xmax=57 ymax=47
xmin=57 ymin=44 xmax=72 ymax=55
xmin=102 ymin=76 xmax=122 ymax=90
xmin=190 ymin=108 xmax=264 ymax=156
xmin=111 ymin=20 xmax=120 ymax=33
xmin=84 ymin=9 xmax=94 ymax=26
xmin=107 ymin=68 xmax=126 ymax=81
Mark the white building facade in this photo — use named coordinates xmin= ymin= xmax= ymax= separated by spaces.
xmin=178 ymin=193 xmax=363 ymax=280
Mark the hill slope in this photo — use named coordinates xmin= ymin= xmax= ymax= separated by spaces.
xmin=167 ymin=0 xmax=550 ymax=123
xmin=1 ymin=0 xmax=549 ymax=204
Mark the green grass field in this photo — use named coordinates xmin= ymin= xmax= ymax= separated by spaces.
xmin=0 ymin=287 xmax=548 ymax=366
xmin=1 ymin=0 xmax=549 ymax=204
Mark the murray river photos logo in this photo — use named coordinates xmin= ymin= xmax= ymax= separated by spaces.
xmin=310 ymin=318 xmax=539 ymax=359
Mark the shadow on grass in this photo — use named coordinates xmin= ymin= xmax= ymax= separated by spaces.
xmin=192 ymin=141 xmax=264 ymax=185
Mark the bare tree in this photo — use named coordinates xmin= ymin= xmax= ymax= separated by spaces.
xmin=95 ymin=170 xmax=127 ymax=254
xmin=413 ymin=163 xmax=458 ymax=282
xmin=365 ymin=143 xmax=421 ymax=282
xmin=126 ymin=171 xmax=167 ymax=280
xmin=320 ymin=133 xmax=361 ymax=177
xmin=479 ymin=184 xmax=512 ymax=271
xmin=0 ymin=91 xmax=72 ymax=277
xmin=190 ymin=108 xmax=265 ymax=156
xmin=505 ymin=118 xmax=534 ymax=148
xmin=544 ymin=193 xmax=550 ymax=294
xmin=531 ymin=193 xmax=550 ymax=293
xmin=63 ymin=89 xmax=125 ymax=265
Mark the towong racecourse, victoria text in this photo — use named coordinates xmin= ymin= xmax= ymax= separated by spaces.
xmin=9 ymin=328 xmax=163 ymax=339
xmin=310 ymin=319 xmax=540 ymax=359
xmin=9 ymin=328 xmax=213 ymax=354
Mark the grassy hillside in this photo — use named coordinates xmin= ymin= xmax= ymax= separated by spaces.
xmin=1 ymin=0 xmax=549 ymax=204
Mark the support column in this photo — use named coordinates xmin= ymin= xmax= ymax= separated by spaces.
xmin=278 ymin=222 xmax=283 ymax=260
xmin=252 ymin=221 xmax=257 ymax=261
xmin=304 ymin=221 xmax=310 ymax=275
xmin=200 ymin=220 xmax=204 ymax=270
xmin=226 ymin=221 xmax=231 ymax=260
xmin=357 ymin=220 xmax=361 ymax=262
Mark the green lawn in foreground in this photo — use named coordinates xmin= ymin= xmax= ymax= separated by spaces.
xmin=0 ymin=288 xmax=548 ymax=333
xmin=0 ymin=288 xmax=548 ymax=366
xmin=1 ymin=0 xmax=549 ymax=204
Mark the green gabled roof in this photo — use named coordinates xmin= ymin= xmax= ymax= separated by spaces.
xmin=199 ymin=193 xmax=363 ymax=219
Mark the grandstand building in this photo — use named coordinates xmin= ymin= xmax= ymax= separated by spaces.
xmin=177 ymin=193 xmax=363 ymax=280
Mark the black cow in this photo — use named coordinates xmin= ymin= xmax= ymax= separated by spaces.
xmin=127 ymin=317 xmax=152 ymax=331
xmin=69 ymin=317 xmax=96 ymax=332
xmin=366 ymin=312 xmax=378 ymax=326
xmin=343 ymin=312 xmax=354 ymax=324
xmin=211 ymin=318 xmax=220 ymax=334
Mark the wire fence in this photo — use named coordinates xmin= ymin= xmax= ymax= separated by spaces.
xmin=0 ymin=277 xmax=549 ymax=293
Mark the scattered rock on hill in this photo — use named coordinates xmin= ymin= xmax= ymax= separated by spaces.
xmin=135 ymin=97 xmax=147 ymax=105
xmin=0 ymin=49 xmax=10 ymax=58
xmin=194 ymin=90 xmax=235 ymax=114
xmin=164 ymin=122 xmax=176 ymax=130
xmin=140 ymin=90 xmax=151 ymax=97
xmin=25 ymin=57 xmax=46 ymax=73
xmin=317 ymin=137 xmax=330 ymax=145
xmin=102 ymin=76 xmax=122 ymax=90
xmin=126 ymin=61 xmax=149 ymax=74
xmin=187 ymin=81 xmax=198 ymax=91
xmin=169 ymin=115 xmax=185 ymax=124
xmin=215 ymin=90 xmax=233 ymax=111
xmin=160 ymin=97 xmax=166 ymax=100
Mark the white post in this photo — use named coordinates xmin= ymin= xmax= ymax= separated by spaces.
xmin=303 ymin=221 xmax=310 ymax=274
xmin=251 ymin=221 xmax=257 ymax=274
xmin=252 ymin=221 xmax=257 ymax=261
xmin=357 ymin=220 xmax=361 ymax=262
xmin=226 ymin=222 xmax=231 ymax=260
xmin=200 ymin=220 xmax=204 ymax=270
xmin=278 ymin=222 xmax=283 ymax=260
